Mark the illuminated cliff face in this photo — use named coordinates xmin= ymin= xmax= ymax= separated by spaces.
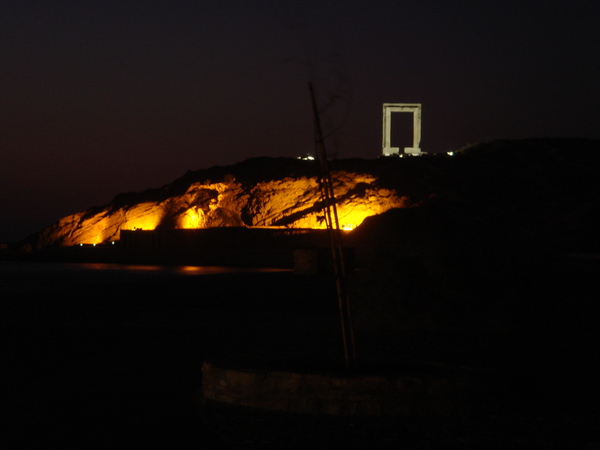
xmin=36 ymin=171 xmax=407 ymax=247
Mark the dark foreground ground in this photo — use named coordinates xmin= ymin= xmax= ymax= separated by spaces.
xmin=3 ymin=261 xmax=599 ymax=448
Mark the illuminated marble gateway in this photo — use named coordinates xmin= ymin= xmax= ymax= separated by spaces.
xmin=382 ymin=103 xmax=423 ymax=157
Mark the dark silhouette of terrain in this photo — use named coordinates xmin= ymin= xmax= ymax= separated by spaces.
xmin=3 ymin=138 xmax=600 ymax=446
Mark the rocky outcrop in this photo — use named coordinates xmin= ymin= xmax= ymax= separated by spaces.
xmin=30 ymin=138 xmax=600 ymax=251
xmin=34 ymin=158 xmax=408 ymax=248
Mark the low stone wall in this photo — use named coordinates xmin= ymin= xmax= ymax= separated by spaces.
xmin=202 ymin=362 xmax=473 ymax=417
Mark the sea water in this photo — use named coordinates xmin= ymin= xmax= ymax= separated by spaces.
xmin=2 ymin=261 xmax=300 ymax=447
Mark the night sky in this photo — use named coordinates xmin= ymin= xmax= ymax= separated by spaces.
xmin=1 ymin=0 xmax=599 ymax=242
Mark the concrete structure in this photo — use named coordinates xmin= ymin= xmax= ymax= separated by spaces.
xmin=202 ymin=362 xmax=473 ymax=417
xmin=382 ymin=103 xmax=423 ymax=156
xmin=117 ymin=227 xmax=357 ymax=270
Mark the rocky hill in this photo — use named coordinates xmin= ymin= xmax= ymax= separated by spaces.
xmin=32 ymin=157 xmax=410 ymax=248
xmin=29 ymin=138 xmax=600 ymax=254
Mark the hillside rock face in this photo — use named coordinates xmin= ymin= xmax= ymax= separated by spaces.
xmin=35 ymin=158 xmax=408 ymax=247
xmin=31 ymin=138 xmax=600 ymax=252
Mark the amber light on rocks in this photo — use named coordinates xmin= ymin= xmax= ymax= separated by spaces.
xmin=36 ymin=173 xmax=407 ymax=248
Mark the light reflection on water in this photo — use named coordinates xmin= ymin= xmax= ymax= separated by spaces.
xmin=5 ymin=261 xmax=291 ymax=275
xmin=0 ymin=261 xmax=292 ymax=302
xmin=78 ymin=263 xmax=290 ymax=275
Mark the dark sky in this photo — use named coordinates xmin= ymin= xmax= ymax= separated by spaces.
xmin=1 ymin=0 xmax=599 ymax=242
